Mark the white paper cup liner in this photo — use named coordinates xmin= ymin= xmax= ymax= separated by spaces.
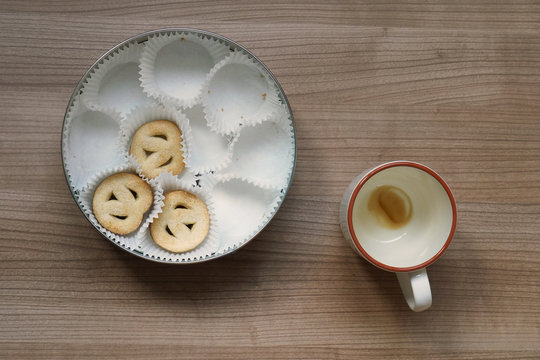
xmin=218 ymin=104 xmax=294 ymax=190
xmin=118 ymin=103 xmax=189 ymax=178
xmin=78 ymin=158 xmax=165 ymax=250
xmin=205 ymin=174 xmax=282 ymax=254
xmin=183 ymin=104 xmax=237 ymax=173
xmin=139 ymin=32 xmax=230 ymax=109
xmin=136 ymin=171 xmax=220 ymax=262
xmin=63 ymin=96 xmax=126 ymax=191
xmin=201 ymin=51 xmax=282 ymax=135
xmin=80 ymin=42 xmax=151 ymax=115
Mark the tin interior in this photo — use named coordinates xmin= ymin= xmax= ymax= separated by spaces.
xmin=61 ymin=28 xmax=297 ymax=264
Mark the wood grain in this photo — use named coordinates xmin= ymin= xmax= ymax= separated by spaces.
xmin=0 ymin=1 xmax=539 ymax=359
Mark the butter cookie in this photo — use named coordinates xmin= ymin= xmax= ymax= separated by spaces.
xmin=92 ymin=172 xmax=153 ymax=235
xmin=129 ymin=120 xmax=185 ymax=179
xmin=150 ymin=190 xmax=209 ymax=253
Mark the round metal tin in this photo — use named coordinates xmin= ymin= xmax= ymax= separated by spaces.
xmin=61 ymin=28 xmax=296 ymax=263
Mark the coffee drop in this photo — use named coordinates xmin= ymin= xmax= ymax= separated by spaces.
xmin=368 ymin=185 xmax=412 ymax=229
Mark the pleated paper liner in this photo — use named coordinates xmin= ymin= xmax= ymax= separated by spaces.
xmin=183 ymin=104 xmax=237 ymax=174
xmin=201 ymin=51 xmax=282 ymax=135
xmin=203 ymin=174 xmax=283 ymax=254
xmin=118 ymin=103 xmax=190 ymax=178
xmin=80 ymin=42 xmax=151 ymax=115
xmin=63 ymin=95 xmax=126 ymax=191
xmin=78 ymin=158 xmax=165 ymax=250
xmin=136 ymin=171 xmax=220 ymax=262
xmin=139 ymin=32 xmax=230 ymax=109
xmin=217 ymin=104 xmax=295 ymax=190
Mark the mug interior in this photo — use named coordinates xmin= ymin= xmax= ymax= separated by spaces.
xmin=349 ymin=163 xmax=456 ymax=271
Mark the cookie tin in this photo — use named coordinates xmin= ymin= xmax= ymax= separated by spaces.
xmin=61 ymin=28 xmax=296 ymax=263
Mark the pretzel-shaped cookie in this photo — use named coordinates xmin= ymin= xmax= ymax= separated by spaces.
xmin=150 ymin=190 xmax=209 ymax=253
xmin=129 ymin=120 xmax=185 ymax=179
xmin=92 ymin=172 xmax=153 ymax=235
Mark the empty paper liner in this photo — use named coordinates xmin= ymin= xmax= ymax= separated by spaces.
xmin=218 ymin=105 xmax=295 ymax=189
xmin=139 ymin=32 xmax=230 ymax=108
xmin=205 ymin=175 xmax=282 ymax=254
xmin=63 ymin=97 xmax=126 ymax=191
xmin=182 ymin=104 xmax=237 ymax=173
xmin=201 ymin=51 xmax=281 ymax=135
xmin=81 ymin=42 xmax=151 ymax=114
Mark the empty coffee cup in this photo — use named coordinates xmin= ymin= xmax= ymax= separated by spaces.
xmin=340 ymin=161 xmax=457 ymax=312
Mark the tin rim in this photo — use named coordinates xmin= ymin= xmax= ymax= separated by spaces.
xmin=61 ymin=28 xmax=297 ymax=264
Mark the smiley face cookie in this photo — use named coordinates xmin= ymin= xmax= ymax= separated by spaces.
xmin=92 ymin=172 xmax=153 ymax=235
xmin=129 ymin=120 xmax=185 ymax=179
xmin=150 ymin=190 xmax=209 ymax=253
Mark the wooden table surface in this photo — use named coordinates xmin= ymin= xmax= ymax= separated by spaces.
xmin=1 ymin=1 xmax=539 ymax=359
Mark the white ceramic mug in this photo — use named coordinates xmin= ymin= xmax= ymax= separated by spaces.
xmin=340 ymin=161 xmax=457 ymax=312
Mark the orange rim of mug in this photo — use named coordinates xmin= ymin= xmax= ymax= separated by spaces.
xmin=347 ymin=161 xmax=457 ymax=272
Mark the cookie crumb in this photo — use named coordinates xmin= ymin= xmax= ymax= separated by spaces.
xmin=180 ymin=37 xmax=185 ymax=41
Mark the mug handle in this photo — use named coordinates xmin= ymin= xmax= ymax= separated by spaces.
xmin=396 ymin=268 xmax=432 ymax=312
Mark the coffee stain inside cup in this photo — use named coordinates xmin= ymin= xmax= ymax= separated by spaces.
xmin=368 ymin=185 xmax=412 ymax=229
